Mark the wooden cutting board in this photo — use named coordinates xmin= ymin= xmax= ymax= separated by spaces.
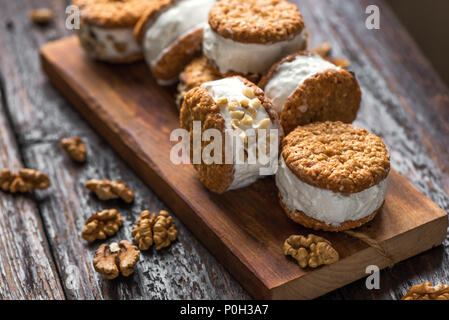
xmin=40 ymin=36 xmax=448 ymax=300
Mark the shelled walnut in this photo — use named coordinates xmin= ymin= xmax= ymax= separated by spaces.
xmin=93 ymin=240 xmax=140 ymax=279
xmin=61 ymin=136 xmax=87 ymax=163
xmin=132 ymin=210 xmax=156 ymax=250
xmin=86 ymin=179 xmax=134 ymax=203
xmin=132 ymin=210 xmax=178 ymax=251
xmin=29 ymin=8 xmax=53 ymax=25
xmin=0 ymin=169 xmax=50 ymax=193
xmin=153 ymin=210 xmax=178 ymax=250
xmin=402 ymin=282 xmax=449 ymax=300
xmin=82 ymin=209 xmax=123 ymax=242
xmin=283 ymin=234 xmax=339 ymax=269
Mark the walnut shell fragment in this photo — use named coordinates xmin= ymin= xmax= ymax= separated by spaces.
xmin=0 ymin=169 xmax=50 ymax=193
xmin=61 ymin=136 xmax=87 ymax=163
xmin=82 ymin=209 xmax=123 ymax=242
xmin=86 ymin=179 xmax=134 ymax=203
xmin=131 ymin=210 xmax=157 ymax=251
xmin=283 ymin=234 xmax=339 ymax=269
xmin=93 ymin=240 xmax=140 ymax=279
xmin=402 ymin=282 xmax=449 ymax=300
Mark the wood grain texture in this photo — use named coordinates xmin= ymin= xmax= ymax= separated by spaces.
xmin=40 ymin=35 xmax=448 ymax=299
xmin=0 ymin=0 xmax=448 ymax=300
xmin=0 ymin=78 xmax=64 ymax=300
xmin=0 ymin=0 xmax=248 ymax=299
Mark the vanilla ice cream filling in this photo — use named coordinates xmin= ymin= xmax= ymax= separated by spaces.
xmin=78 ymin=23 xmax=141 ymax=60
xmin=276 ymin=157 xmax=389 ymax=227
xmin=143 ymin=0 xmax=215 ymax=68
xmin=202 ymin=77 xmax=281 ymax=190
xmin=203 ymin=24 xmax=308 ymax=75
xmin=265 ymin=54 xmax=340 ymax=113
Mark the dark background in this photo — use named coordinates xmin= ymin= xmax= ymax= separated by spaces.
xmin=387 ymin=0 xmax=449 ymax=87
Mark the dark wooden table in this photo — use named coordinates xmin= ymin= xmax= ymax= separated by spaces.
xmin=0 ymin=0 xmax=448 ymax=300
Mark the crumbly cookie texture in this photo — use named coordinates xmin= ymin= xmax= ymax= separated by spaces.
xmin=86 ymin=179 xmax=134 ymax=203
xmin=61 ymin=136 xmax=87 ymax=163
xmin=73 ymin=0 xmax=157 ymax=28
xmin=208 ymin=0 xmax=305 ymax=44
xmin=402 ymin=282 xmax=449 ymax=300
xmin=0 ymin=169 xmax=50 ymax=193
xmin=151 ymin=28 xmax=204 ymax=82
xmin=259 ymin=51 xmax=360 ymax=133
xmin=93 ymin=240 xmax=140 ymax=279
xmin=283 ymin=234 xmax=339 ymax=268
xmin=312 ymin=42 xmax=350 ymax=69
xmin=180 ymin=76 xmax=279 ymax=193
xmin=29 ymin=8 xmax=53 ymax=25
xmin=279 ymin=194 xmax=382 ymax=231
xmin=281 ymin=122 xmax=390 ymax=194
xmin=132 ymin=210 xmax=157 ymax=251
xmin=82 ymin=209 xmax=123 ymax=242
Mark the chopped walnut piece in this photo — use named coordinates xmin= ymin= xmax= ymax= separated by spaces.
xmin=86 ymin=179 xmax=134 ymax=203
xmin=93 ymin=240 xmax=140 ymax=279
xmin=29 ymin=8 xmax=53 ymax=25
xmin=0 ymin=169 xmax=50 ymax=193
xmin=312 ymin=42 xmax=350 ymax=69
xmin=132 ymin=210 xmax=157 ymax=251
xmin=312 ymin=42 xmax=332 ymax=58
xmin=82 ymin=209 xmax=123 ymax=242
xmin=283 ymin=234 xmax=339 ymax=268
xmin=153 ymin=210 xmax=178 ymax=250
xmin=329 ymin=57 xmax=350 ymax=69
xmin=61 ymin=136 xmax=87 ymax=163
xmin=402 ymin=282 xmax=449 ymax=300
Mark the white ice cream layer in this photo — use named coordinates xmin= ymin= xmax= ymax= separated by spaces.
xmin=201 ymin=77 xmax=281 ymax=191
xmin=276 ymin=157 xmax=389 ymax=227
xmin=143 ymin=0 xmax=215 ymax=68
xmin=203 ymin=24 xmax=308 ymax=75
xmin=265 ymin=54 xmax=340 ymax=113
xmin=84 ymin=25 xmax=141 ymax=60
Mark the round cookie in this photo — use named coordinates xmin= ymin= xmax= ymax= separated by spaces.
xmin=203 ymin=0 xmax=308 ymax=77
xmin=259 ymin=52 xmax=362 ymax=134
xmin=73 ymin=0 xmax=155 ymax=63
xmin=176 ymin=55 xmax=260 ymax=109
xmin=276 ymin=122 xmax=390 ymax=232
xmin=180 ymin=76 xmax=283 ymax=193
xmin=134 ymin=0 xmax=215 ymax=85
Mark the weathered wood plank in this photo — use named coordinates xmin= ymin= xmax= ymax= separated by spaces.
xmin=0 ymin=0 xmax=248 ymax=299
xmin=0 ymin=79 xmax=64 ymax=300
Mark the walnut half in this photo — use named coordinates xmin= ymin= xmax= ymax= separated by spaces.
xmin=61 ymin=136 xmax=87 ymax=163
xmin=153 ymin=210 xmax=178 ymax=250
xmin=86 ymin=179 xmax=134 ymax=203
xmin=402 ymin=282 xmax=449 ymax=300
xmin=93 ymin=240 xmax=140 ymax=279
xmin=82 ymin=209 xmax=123 ymax=242
xmin=132 ymin=210 xmax=156 ymax=251
xmin=0 ymin=169 xmax=50 ymax=193
xmin=283 ymin=234 xmax=339 ymax=269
